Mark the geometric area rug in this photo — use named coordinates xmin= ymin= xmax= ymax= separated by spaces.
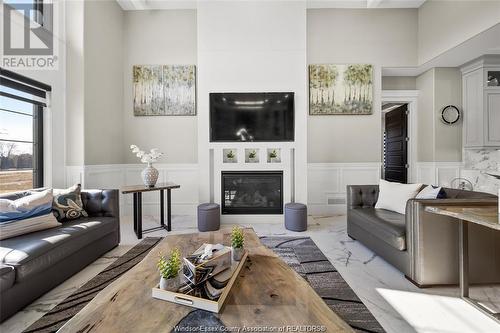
xmin=23 ymin=237 xmax=384 ymax=333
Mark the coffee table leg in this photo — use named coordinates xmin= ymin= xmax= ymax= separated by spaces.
xmin=459 ymin=220 xmax=468 ymax=298
xmin=137 ymin=192 xmax=143 ymax=239
xmin=167 ymin=189 xmax=172 ymax=232
xmin=160 ymin=190 xmax=165 ymax=227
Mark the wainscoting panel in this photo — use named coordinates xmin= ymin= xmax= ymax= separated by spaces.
xmin=67 ymin=162 xmax=463 ymax=219
xmin=415 ymin=162 xmax=462 ymax=187
xmin=307 ymin=163 xmax=381 ymax=215
xmin=78 ymin=164 xmax=199 ymax=217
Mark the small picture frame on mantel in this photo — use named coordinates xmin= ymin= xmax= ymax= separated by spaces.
xmin=223 ymin=149 xmax=237 ymax=163
xmin=267 ymin=148 xmax=281 ymax=163
xmin=245 ymin=149 xmax=259 ymax=163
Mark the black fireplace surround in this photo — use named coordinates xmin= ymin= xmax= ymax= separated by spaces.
xmin=222 ymin=171 xmax=283 ymax=214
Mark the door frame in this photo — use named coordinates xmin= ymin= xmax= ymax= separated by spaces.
xmin=381 ymin=90 xmax=419 ymax=183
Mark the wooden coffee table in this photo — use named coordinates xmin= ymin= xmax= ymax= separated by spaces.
xmin=59 ymin=228 xmax=353 ymax=332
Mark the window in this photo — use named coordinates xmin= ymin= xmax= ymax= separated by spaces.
xmin=0 ymin=68 xmax=50 ymax=193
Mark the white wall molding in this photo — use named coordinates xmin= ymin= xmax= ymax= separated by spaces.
xmin=65 ymin=166 xmax=83 ymax=187
xmin=415 ymin=161 xmax=463 ymax=186
xmin=67 ymin=164 xmax=200 ymax=217
xmin=307 ymin=162 xmax=381 ymax=215
xmin=68 ymin=161 xmax=465 ymax=219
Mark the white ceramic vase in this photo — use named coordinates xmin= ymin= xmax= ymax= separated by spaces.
xmin=232 ymin=247 xmax=244 ymax=261
xmin=159 ymin=275 xmax=180 ymax=291
xmin=142 ymin=163 xmax=159 ymax=187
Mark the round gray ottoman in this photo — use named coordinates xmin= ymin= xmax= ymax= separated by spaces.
xmin=284 ymin=203 xmax=307 ymax=232
xmin=197 ymin=203 xmax=220 ymax=232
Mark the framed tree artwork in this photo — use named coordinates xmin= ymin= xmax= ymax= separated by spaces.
xmin=309 ymin=64 xmax=373 ymax=115
xmin=133 ymin=65 xmax=196 ymax=116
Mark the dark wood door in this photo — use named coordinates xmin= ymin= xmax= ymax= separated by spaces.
xmin=384 ymin=105 xmax=408 ymax=183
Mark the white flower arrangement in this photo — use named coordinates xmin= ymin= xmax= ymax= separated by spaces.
xmin=130 ymin=145 xmax=163 ymax=164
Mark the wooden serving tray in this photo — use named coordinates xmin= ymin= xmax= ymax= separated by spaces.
xmin=152 ymin=250 xmax=248 ymax=313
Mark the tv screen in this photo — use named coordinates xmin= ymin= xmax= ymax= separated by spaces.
xmin=210 ymin=92 xmax=294 ymax=142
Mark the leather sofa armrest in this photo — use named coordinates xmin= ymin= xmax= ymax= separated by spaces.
xmin=81 ymin=189 xmax=120 ymax=218
xmin=346 ymin=185 xmax=379 ymax=210
xmin=405 ymin=198 xmax=498 ymax=242
xmin=405 ymin=197 xmax=500 ymax=285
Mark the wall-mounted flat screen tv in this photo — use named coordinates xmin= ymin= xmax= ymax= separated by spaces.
xmin=210 ymin=92 xmax=294 ymax=142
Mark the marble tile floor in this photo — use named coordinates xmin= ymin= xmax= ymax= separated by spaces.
xmin=2 ymin=214 xmax=500 ymax=333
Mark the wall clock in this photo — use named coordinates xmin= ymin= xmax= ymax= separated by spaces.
xmin=441 ymin=105 xmax=460 ymax=125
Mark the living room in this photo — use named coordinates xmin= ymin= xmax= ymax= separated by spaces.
xmin=1 ymin=0 xmax=500 ymax=332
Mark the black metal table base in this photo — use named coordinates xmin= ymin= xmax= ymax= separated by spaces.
xmin=459 ymin=220 xmax=500 ymax=322
xmin=133 ymin=189 xmax=172 ymax=239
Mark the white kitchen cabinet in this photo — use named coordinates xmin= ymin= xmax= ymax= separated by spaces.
xmin=461 ymin=56 xmax=500 ymax=149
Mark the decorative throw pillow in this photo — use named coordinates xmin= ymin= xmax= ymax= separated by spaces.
xmin=0 ymin=213 xmax=61 ymax=240
xmin=52 ymin=184 xmax=88 ymax=221
xmin=416 ymin=185 xmax=445 ymax=199
xmin=375 ymin=179 xmax=423 ymax=215
xmin=0 ymin=189 xmax=54 ymax=222
xmin=0 ymin=189 xmax=61 ymax=240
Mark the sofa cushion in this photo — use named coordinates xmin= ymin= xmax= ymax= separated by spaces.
xmin=349 ymin=207 xmax=406 ymax=251
xmin=0 ymin=217 xmax=118 ymax=282
xmin=375 ymin=180 xmax=422 ymax=214
xmin=52 ymin=184 xmax=88 ymax=221
xmin=0 ymin=264 xmax=15 ymax=292
xmin=0 ymin=189 xmax=54 ymax=222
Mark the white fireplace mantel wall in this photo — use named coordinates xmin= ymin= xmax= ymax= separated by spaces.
xmin=197 ymin=1 xmax=308 ymax=222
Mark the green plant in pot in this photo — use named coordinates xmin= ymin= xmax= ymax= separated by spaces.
xmin=269 ymin=149 xmax=278 ymax=162
xmin=226 ymin=150 xmax=235 ymax=160
xmin=231 ymin=226 xmax=245 ymax=261
xmin=157 ymin=248 xmax=182 ymax=291
xmin=248 ymin=150 xmax=257 ymax=161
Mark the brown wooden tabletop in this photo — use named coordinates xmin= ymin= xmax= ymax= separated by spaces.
xmin=425 ymin=205 xmax=500 ymax=230
xmin=58 ymin=228 xmax=354 ymax=332
xmin=121 ymin=182 xmax=180 ymax=194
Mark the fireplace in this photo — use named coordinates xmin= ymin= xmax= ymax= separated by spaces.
xmin=221 ymin=171 xmax=283 ymax=214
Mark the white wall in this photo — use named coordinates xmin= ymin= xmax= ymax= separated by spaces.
xmin=64 ymin=0 xmax=84 ymax=172
xmin=418 ymin=0 xmax=500 ymax=65
xmin=122 ymin=10 xmax=198 ymax=164
xmin=84 ymin=0 xmax=124 ymax=165
xmin=197 ymin=1 xmax=308 ymax=207
xmin=434 ymin=68 xmax=462 ymax=162
xmin=307 ymin=9 xmax=418 ymax=163
xmin=416 ymin=68 xmax=435 ymax=162
xmin=382 ymin=76 xmax=417 ymax=90
xmin=416 ymin=68 xmax=462 ymax=163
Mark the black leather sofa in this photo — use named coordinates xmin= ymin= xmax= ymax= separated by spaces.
xmin=347 ymin=184 xmax=500 ymax=287
xmin=0 ymin=189 xmax=120 ymax=321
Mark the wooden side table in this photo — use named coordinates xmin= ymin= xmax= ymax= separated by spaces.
xmin=425 ymin=205 xmax=500 ymax=322
xmin=121 ymin=182 xmax=180 ymax=239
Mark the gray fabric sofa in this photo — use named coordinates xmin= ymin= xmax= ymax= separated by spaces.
xmin=347 ymin=185 xmax=500 ymax=287
xmin=0 ymin=189 xmax=120 ymax=321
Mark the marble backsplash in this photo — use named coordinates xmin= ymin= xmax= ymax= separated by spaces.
xmin=462 ymin=149 xmax=500 ymax=194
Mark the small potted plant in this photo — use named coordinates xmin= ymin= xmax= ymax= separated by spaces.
xmin=157 ymin=248 xmax=182 ymax=291
xmin=248 ymin=149 xmax=257 ymax=162
xmin=231 ymin=226 xmax=244 ymax=261
xmin=269 ymin=149 xmax=279 ymax=163
xmin=226 ymin=149 xmax=236 ymax=162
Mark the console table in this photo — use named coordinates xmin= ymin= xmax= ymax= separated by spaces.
xmin=425 ymin=205 xmax=500 ymax=322
xmin=121 ymin=183 xmax=180 ymax=239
